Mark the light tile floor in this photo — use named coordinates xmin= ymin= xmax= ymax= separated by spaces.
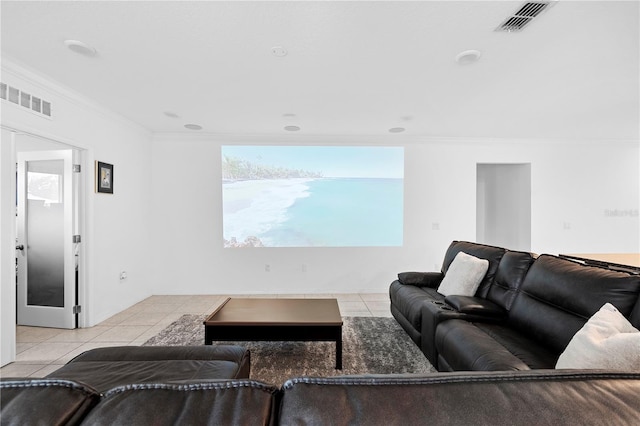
xmin=0 ymin=293 xmax=390 ymax=378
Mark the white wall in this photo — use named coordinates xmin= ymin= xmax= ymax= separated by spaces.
xmin=529 ymin=141 xmax=640 ymax=253
xmin=0 ymin=129 xmax=16 ymax=366
xmin=1 ymin=59 xmax=154 ymax=364
xmin=150 ymin=135 xmax=639 ymax=295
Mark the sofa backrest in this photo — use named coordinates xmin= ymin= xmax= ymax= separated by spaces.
xmin=442 ymin=241 xmax=507 ymax=298
xmin=509 ymin=255 xmax=640 ymax=355
xmin=486 ymin=250 xmax=537 ymax=311
xmin=82 ymin=380 xmax=279 ymax=425
xmin=630 ymin=299 xmax=640 ymax=329
xmin=0 ymin=378 xmax=100 ymax=426
xmin=279 ymin=372 xmax=640 ymax=425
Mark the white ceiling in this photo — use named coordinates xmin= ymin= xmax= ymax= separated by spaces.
xmin=1 ymin=1 xmax=638 ymax=139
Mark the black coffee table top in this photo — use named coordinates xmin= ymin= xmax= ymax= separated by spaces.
xmin=204 ymin=297 xmax=342 ymax=326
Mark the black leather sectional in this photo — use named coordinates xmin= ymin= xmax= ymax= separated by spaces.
xmin=3 ymin=240 xmax=639 ymax=424
xmin=390 ymin=241 xmax=640 ymax=371
xmin=3 ymin=370 xmax=640 ymax=425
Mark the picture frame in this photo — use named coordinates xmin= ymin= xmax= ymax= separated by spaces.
xmin=95 ymin=161 xmax=114 ymax=194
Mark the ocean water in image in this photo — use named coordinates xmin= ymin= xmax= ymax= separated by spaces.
xmin=226 ymin=178 xmax=403 ymax=247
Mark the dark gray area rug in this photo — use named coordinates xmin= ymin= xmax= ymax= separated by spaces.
xmin=144 ymin=315 xmax=435 ymax=386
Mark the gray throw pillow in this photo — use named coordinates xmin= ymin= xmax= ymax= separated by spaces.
xmin=437 ymin=252 xmax=489 ymax=297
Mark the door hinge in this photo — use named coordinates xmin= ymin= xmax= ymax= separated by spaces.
xmin=73 ymin=305 xmax=82 ymax=314
xmin=73 ymin=235 xmax=81 ymax=243
xmin=73 ymin=164 xmax=81 ymax=173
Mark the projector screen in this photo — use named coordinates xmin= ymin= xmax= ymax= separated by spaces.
xmin=222 ymin=146 xmax=403 ymax=247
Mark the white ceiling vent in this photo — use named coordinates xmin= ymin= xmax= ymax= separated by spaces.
xmin=0 ymin=82 xmax=52 ymax=118
xmin=496 ymin=2 xmax=553 ymax=32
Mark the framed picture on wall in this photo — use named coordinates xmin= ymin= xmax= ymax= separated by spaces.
xmin=96 ymin=161 xmax=114 ymax=194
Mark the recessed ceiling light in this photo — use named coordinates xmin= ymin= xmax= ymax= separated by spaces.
xmin=164 ymin=111 xmax=180 ymax=118
xmin=64 ymin=40 xmax=97 ymax=57
xmin=184 ymin=124 xmax=203 ymax=130
xmin=284 ymin=125 xmax=300 ymax=132
xmin=455 ymin=50 xmax=482 ymax=65
xmin=282 ymin=113 xmax=297 ymax=119
xmin=388 ymin=127 xmax=406 ymax=133
xmin=272 ymin=46 xmax=288 ymax=57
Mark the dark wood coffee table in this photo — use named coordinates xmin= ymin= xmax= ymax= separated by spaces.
xmin=204 ymin=297 xmax=343 ymax=369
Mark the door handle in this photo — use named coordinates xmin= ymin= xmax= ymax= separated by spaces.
xmin=16 ymin=244 xmax=24 ymax=251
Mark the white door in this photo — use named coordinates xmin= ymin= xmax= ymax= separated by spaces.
xmin=16 ymin=150 xmax=78 ymax=329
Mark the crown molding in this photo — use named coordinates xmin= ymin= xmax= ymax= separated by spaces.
xmin=151 ymin=131 xmax=637 ymax=147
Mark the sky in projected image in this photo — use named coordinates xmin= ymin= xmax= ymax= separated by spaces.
xmin=222 ymin=146 xmax=404 ymax=248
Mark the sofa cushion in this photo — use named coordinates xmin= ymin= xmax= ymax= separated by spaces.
xmin=0 ymin=378 xmax=100 ymax=426
xmin=556 ymin=303 xmax=640 ymax=370
xmin=435 ymin=319 xmax=557 ymax=371
xmin=630 ymin=298 xmax=640 ymax=329
xmin=437 ymin=252 xmax=489 ymax=297
xmin=47 ymin=345 xmax=250 ymax=393
xmin=508 ymin=255 xmax=640 ymax=355
xmin=474 ymin=322 xmax=558 ymax=369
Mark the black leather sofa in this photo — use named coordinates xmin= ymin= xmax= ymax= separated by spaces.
xmin=390 ymin=241 xmax=640 ymax=371
xmin=45 ymin=345 xmax=251 ymax=392
xmin=3 ymin=240 xmax=639 ymax=424
xmin=3 ymin=370 xmax=639 ymax=425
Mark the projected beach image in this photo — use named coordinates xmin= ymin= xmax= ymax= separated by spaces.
xmin=222 ymin=146 xmax=404 ymax=248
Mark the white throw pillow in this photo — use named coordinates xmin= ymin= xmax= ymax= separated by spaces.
xmin=437 ymin=252 xmax=489 ymax=297
xmin=556 ymin=303 xmax=640 ymax=370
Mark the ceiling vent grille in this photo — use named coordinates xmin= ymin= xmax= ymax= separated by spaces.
xmin=496 ymin=2 xmax=552 ymax=32
xmin=0 ymin=82 xmax=52 ymax=118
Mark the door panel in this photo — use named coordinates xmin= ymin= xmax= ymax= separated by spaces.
xmin=17 ymin=150 xmax=76 ymax=329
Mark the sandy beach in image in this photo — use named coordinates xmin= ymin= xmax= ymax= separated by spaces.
xmin=222 ymin=178 xmax=314 ymax=214
xmin=223 ymin=178 xmax=315 ymax=245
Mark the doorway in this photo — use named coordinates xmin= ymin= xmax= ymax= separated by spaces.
xmin=476 ymin=163 xmax=531 ymax=251
xmin=15 ymin=134 xmax=83 ymax=329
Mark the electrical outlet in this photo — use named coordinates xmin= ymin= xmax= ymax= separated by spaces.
xmin=119 ymin=271 xmax=127 ymax=280
xmin=265 ymin=264 xmax=271 ymax=272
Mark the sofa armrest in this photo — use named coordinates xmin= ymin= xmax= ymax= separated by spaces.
xmin=444 ymin=296 xmax=506 ymax=319
xmin=397 ymin=272 xmax=444 ymax=288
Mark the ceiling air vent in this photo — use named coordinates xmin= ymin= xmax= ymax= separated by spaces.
xmin=496 ymin=2 xmax=552 ymax=32
xmin=0 ymin=82 xmax=52 ymax=118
